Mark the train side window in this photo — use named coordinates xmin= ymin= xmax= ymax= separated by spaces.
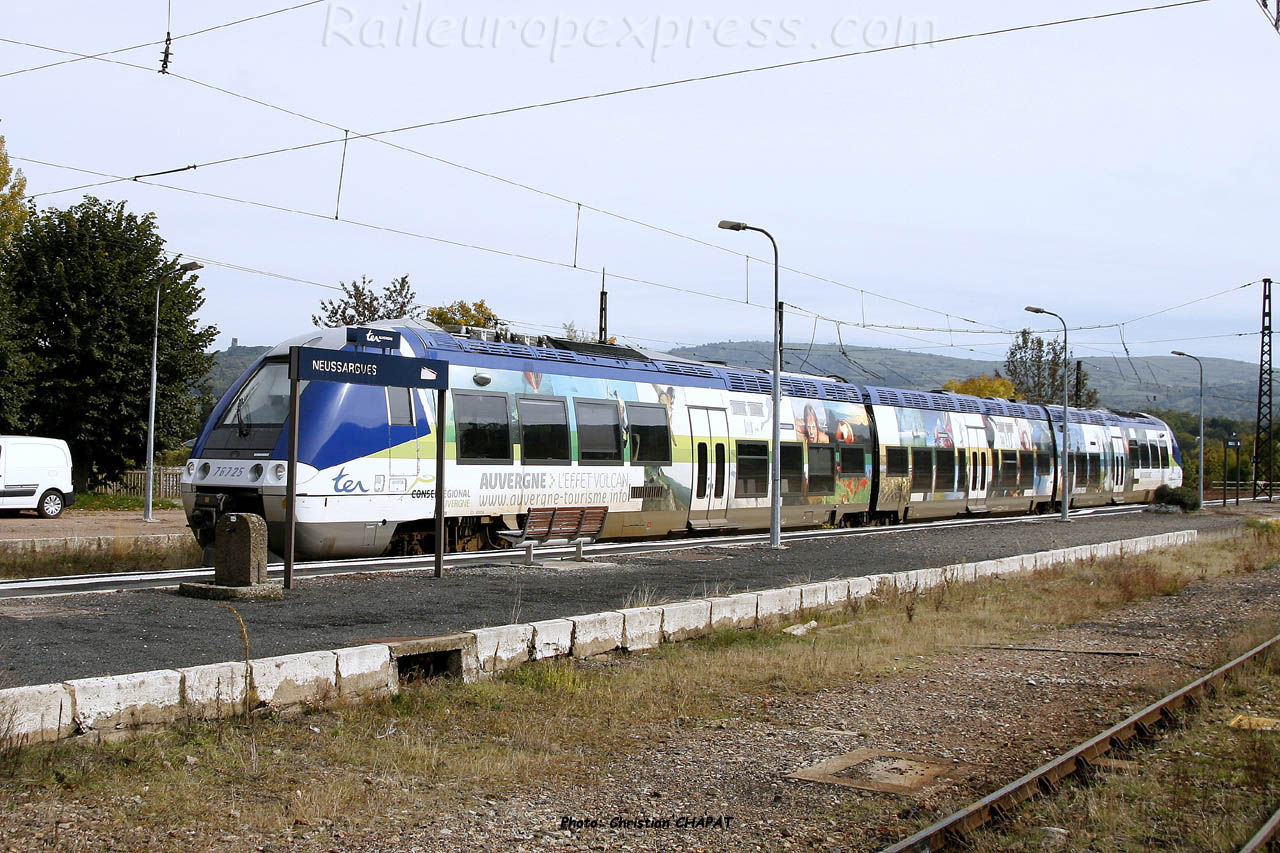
xmin=387 ymin=386 xmax=415 ymax=427
xmin=1159 ymin=444 xmax=1170 ymax=468
xmin=981 ymin=452 xmax=987 ymax=490
xmin=453 ymin=391 xmax=511 ymax=464
xmin=1001 ymin=451 xmax=1019 ymax=488
xmin=886 ymin=447 xmax=909 ymax=478
xmin=936 ymin=449 xmax=956 ymax=491
xmin=957 ymin=451 xmax=968 ymax=492
xmin=911 ymin=448 xmax=934 ymax=491
xmin=1139 ymin=441 xmax=1150 ymax=469
xmin=1036 ymin=451 xmax=1051 ymax=475
xmin=575 ymin=399 xmax=623 ymax=464
xmin=840 ymin=445 xmax=866 ymax=477
xmin=780 ymin=443 xmax=805 ymax=495
xmin=1128 ymin=439 xmax=1140 ymax=468
xmin=714 ymin=444 xmax=726 ymax=497
xmin=625 ymin=402 xmax=672 ymax=465
xmin=971 ymin=452 xmax=978 ymax=491
xmin=516 ymin=396 xmax=570 ymax=465
xmin=809 ymin=446 xmax=835 ymax=495
xmin=696 ymin=443 xmax=708 ymax=499
xmin=735 ymin=441 xmax=769 ymax=497
xmin=1019 ymin=451 xmax=1034 ymax=488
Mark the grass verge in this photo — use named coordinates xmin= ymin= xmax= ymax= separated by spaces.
xmin=0 ymin=526 xmax=1274 ymax=848
xmin=71 ymin=493 xmax=181 ymax=512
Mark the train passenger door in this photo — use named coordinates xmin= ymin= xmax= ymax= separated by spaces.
xmin=966 ymin=426 xmax=988 ymax=509
xmin=688 ymin=406 xmax=730 ymax=528
xmin=1111 ymin=435 xmax=1127 ymax=501
xmin=385 ymin=386 xmax=419 ymax=494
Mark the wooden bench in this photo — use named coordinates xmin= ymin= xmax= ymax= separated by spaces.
xmin=500 ymin=506 xmax=608 ymax=564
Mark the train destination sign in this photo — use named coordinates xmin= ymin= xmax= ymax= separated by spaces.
xmin=292 ymin=346 xmax=448 ymax=389
xmin=346 ymin=326 xmax=401 ymax=349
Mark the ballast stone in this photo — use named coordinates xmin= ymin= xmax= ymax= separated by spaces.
xmin=334 ymin=645 xmax=396 ymax=697
xmin=619 ymin=606 xmax=663 ymax=651
xmin=661 ymin=599 xmax=712 ymax=642
xmin=251 ymin=651 xmax=337 ymax=708
xmin=530 ymin=619 xmax=574 ymax=660
xmin=471 ymin=624 xmax=533 ymax=673
xmin=179 ymin=661 xmax=249 ymax=718
xmin=570 ymin=612 xmax=623 ymax=658
xmin=708 ymin=593 xmax=757 ymax=631
xmin=67 ymin=669 xmax=183 ymax=733
xmin=0 ymin=683 xmax=75 ymax=743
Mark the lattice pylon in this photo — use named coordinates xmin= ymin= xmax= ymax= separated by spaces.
xmin=1255 ymin=278 xmax=1273 ymax=499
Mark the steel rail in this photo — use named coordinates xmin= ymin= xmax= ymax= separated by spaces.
xmin=881 ymin=631 xmax=1280 ymax=853
xmin=0 ymin=505 xmax=1145 ymax=598
xmin=1240 ymin=802 xmax=1280 ymax=853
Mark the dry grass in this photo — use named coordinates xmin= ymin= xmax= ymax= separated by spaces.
xmin=0 ymin=526 xmax=1275 ymax=847
xmin=0 ymin=536 xmax=202 ymax=579
xmin=967 ymin=619 xmax=1280 ymax=853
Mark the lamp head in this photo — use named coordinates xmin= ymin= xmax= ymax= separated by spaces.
xmin=1024 ymin=305 xmax=1046 ymax=315
xmin=718 ymin=220 xmax=747 ymax=231
xmin=1171 ymin=350 xmax=1188 ymax=357
xmin=177 ymin=261 xmax=204 ymax=273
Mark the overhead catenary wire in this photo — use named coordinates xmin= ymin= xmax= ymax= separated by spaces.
xmin=0 ymin=0 xmax=329 ymax=80
xmin=7 ymin=1 xmax=1215 ymax=340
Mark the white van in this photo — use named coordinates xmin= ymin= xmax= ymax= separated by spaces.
xmin=0 ymin=436 xmax=75 ymax=518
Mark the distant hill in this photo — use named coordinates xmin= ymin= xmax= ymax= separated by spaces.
xmin=671 ymin=341 xmax=1263 ymax=421
xmin=204 ymin=344 xmax=270 ymax=404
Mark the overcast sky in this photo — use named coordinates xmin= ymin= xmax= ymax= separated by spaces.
xmin=3 ymin=0 xmax=1277 ymax=374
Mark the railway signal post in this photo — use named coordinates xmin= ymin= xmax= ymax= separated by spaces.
xmin=285 ymin=340 xmax=449 ymax=588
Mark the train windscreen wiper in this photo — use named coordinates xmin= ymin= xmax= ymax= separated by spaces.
xmin=235 ymin=397 xmax=251 ymax=437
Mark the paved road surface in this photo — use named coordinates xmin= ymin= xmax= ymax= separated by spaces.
xmin=0 ymin=509 xmax=1246 ymax=688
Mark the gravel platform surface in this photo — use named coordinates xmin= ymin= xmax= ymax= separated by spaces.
xmin=0 ymin=508 xmax=1245 ymax=688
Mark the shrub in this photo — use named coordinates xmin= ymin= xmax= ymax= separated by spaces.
xmin=1155 ymin=484 xmax=1201 ymax=512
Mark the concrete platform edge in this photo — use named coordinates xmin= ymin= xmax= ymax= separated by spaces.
xmin=0 ymin=528 xmax=1210 ymax=745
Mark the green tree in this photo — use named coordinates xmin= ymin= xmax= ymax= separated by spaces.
xmin=943 ymin=372 xmax=1016 ymax=399
xmin=424 ymin=299 xmax=503 ymax=330
xmin=312 ymin=274 xmax=424 ymax=326
xmin=1003 ymin=329 xmax=1099 ymax=408
xmin=0 ymin=197 xmax=217 ymax=488
xmin=0 ymin=135 xmax=28 ymax=251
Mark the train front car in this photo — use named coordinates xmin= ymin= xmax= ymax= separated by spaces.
xmin=182 ymin=324 xmax=439 ymax=560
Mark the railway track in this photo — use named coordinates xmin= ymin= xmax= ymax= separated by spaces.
xmin=881 ymin=631 xmax=1280 ymax=853
xmin=0 ymin=503 xmax=1152 ymax=598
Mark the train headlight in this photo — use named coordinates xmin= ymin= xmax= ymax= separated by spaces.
xmin=198 ymin=462 xmax=210 ymax=480
xmin=272 ymin=463 xmax=286 ymax=481
xmin=186 ymin=461 xmax=196 ymax=477
xmin=250 ymin=464 xmax=264 ymax=481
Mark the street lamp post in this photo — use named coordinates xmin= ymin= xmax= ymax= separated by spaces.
xmin=719 ymin=220 xmax=783 ymax=549
xmin=1171 ymin=350 xmax=1204 ymax=508
xmin=1025 ymin=306 xmax=1070 ymax=522
xmin=145 ymin=260 xmax=203 ymax=522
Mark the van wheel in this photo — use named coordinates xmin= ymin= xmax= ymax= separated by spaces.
xmin=37 ymin=490 xmax=65 ymax=519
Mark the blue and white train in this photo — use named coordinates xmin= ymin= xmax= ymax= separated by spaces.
xmin=181 ymin=320 xmax=1182 ymax=559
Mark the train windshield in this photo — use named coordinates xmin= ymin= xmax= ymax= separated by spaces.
xmin=222 ymin=361 xmax=292 ymax=428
